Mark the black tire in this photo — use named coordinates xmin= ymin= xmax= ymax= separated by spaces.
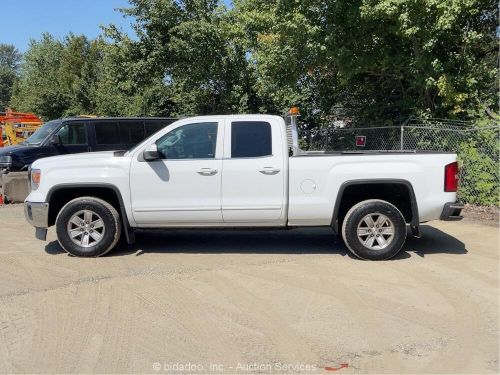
xmin=341 ymin=199 xmax=406 ymax=260
xmin=55 ymin=196 xmax=121 ymax=257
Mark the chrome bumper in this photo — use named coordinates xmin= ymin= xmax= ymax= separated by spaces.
xmin=24 ymin=201 xmax=49 ymax=228
xmin=24 ymin=202 xmax=49 ymax=241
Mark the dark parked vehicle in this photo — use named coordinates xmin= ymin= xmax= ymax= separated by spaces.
xmin=0 ymin=117 xmax=176 ymax=172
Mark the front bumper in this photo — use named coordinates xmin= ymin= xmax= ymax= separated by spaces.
xmin=440 ymin=202 xmax=464 ymax=221
xmin=24 ymin=201 xmax=49 ymax=240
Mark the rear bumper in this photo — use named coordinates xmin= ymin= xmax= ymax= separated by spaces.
xmin=440 ymin=202 xmax=464 ymax=221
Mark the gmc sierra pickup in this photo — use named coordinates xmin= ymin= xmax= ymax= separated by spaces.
xmin=24 ymin=111 xmax=463 ymax=260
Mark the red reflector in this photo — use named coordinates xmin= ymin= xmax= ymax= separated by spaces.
xmin=444 ymin=162 xmax=459 ymax=192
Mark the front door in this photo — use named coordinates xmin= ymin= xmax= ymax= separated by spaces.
xmin=221 ymin=119 xmax=285 ymax=223
xmin=130 ymin=121 xmax=223 ymax=225
xmin=53 ymin=122 xmax=89 ymax=154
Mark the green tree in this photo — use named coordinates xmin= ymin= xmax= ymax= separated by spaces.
xmin=11 ymin=34 xmax=105 ymax=119
xmin=359 ymin=0 xmax=498 ymax=118
xmin=12 ymin=34 xmax=68 ymax=119
xmin=108 ymin=0 xmax=259 ymax=116
xmin=233 ymin=0 xmax=498 ymax=124
xmin=0 ymin=44 xmax=22 ymax=110
xmin=90 ymin=26 xmax=168 ymax=116
xmin=10 ymin=0 xmax=498 ymax=124
xmin=233 ymin=0 xmax=334 ymax=125
xmin=58 ymin=34 xmax=99 ymax=116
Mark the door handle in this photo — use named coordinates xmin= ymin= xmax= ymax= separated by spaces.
xmin=259 ymin=167 xmax=280 ymax=175
xmin=197 ymin=168 xmax=218 ymax=176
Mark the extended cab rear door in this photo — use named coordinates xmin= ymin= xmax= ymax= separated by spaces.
xmin=221 ymin=118 xmax=286 ymax=223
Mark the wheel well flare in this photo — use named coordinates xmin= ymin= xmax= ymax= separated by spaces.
xmin=335 ymin=182 xmax=415 ymax=228
xmin=47 ymin=187 xmax=121 ymax=227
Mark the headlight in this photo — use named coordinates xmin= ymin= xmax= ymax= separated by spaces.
xmin=0 ymin=155 xmax=12 ymax=168
xmin=31 ymin=169 xmax=41 ymax=190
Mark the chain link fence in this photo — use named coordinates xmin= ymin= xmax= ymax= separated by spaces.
xmin=299 ymin=118 xmax=500 ymax=206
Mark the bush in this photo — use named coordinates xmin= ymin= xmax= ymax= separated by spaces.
xmin=457 ymin=125 xmax=499 ymax=206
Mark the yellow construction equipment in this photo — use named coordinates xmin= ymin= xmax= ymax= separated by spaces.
xmin=0 ymin=108 xmax=43 ymax=147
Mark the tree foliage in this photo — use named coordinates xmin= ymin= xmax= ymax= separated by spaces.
xmin=233 ymin=0 xmax=498 ymax=124
xmin=11 ymin=34 xmax=104 ymax=119
xmin=112 ymin=0 xmax=260 ymax=115
xmin=7 ymin=0 xmax=498 ymax=124
xmin=0 ymin=44 xmax=22 ymax=110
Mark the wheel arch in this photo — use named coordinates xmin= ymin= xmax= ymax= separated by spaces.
xmin=46 ymin=183 xmax=134 ymax=244
xmin=331 ymin=179 xmax=419 ymax=236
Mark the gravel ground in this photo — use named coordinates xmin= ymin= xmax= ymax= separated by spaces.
xmin=0 ymin=204 xmax=498 ymax=374
xmin=462 ymin=204 xmax=499 ymax=227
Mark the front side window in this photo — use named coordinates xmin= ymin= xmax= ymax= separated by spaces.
xmin=156 ymin=122 xmax=218 ymax=159
xmin=231 ymin=121 xmax=272 ymax=158
xmin=56 ymin=123 xmax=87 ymax=145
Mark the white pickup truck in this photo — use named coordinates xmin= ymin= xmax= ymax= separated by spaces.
xmin=24 ymin=111 xmax=463 ymax=260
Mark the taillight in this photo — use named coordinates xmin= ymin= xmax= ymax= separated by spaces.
xmin=444 ymin=162 xmax=459 ymax=192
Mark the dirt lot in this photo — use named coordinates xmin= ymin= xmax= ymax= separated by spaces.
xmin=0 ymin=204 xmax=498 ymax=374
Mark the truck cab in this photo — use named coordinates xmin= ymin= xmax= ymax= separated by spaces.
xmin=132 ymin=115 xmax=287 ymax=225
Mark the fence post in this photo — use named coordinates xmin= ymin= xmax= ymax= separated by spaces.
xmin=400 ymin=124 xmax=404 ymax=150
xmin=399 ymin=115 xmax=413 ymax=150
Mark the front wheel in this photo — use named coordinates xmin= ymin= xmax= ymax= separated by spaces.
xmin=55 ymin=197 xmax=122 ymax=257
xmin=341 ymin=199 xmax=407 ymax=260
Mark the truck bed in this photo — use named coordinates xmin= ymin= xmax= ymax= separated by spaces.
xmin=294 ymin=150 xmax=455 ymax=156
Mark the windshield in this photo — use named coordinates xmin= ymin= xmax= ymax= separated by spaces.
xmin=23 ymin=120 xmax=61 ymax=145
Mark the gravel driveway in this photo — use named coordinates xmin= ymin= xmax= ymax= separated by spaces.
xmin=0 ymin=204 xmax=498 ymax=373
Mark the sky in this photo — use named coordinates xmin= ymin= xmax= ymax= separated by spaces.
xmin=0 ymin=0 xmax=231 ymax=53
xmin=0 ymin=0 xmax=134 ymax=52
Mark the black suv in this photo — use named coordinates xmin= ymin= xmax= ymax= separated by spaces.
xmin=0 ymin=117 xmax=176 ymax=171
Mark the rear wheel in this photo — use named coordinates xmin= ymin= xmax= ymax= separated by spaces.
xmin=341 ymin=199 xmax=406 ymax=260
xmin=56 ymin=197 xmax=121 ymax=257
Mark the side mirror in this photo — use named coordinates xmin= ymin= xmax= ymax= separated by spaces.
xmin=49 ymin=134 xmax=61 ymax=146
xmin=143 ymin=144 xmax=159 ymax=161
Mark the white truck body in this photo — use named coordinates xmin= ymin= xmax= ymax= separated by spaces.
xmin=24 ymin=114 xmax=463 ymax=259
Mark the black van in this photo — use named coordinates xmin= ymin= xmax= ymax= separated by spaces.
xmin=0 ymin=117 xmax=176 ymax=172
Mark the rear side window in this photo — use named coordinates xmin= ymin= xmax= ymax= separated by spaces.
xmin=56 ymin=123 xmax=87 ymax=145
xmin=231 ymin=121 xmax=272 ymax=158
xmin=118 ymin=121 xmax=145 ymax=144
xmin=95 ymin=122 xmax=120 ymax=144
xmin=94 ymin=119 xmax=174 ymax=144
